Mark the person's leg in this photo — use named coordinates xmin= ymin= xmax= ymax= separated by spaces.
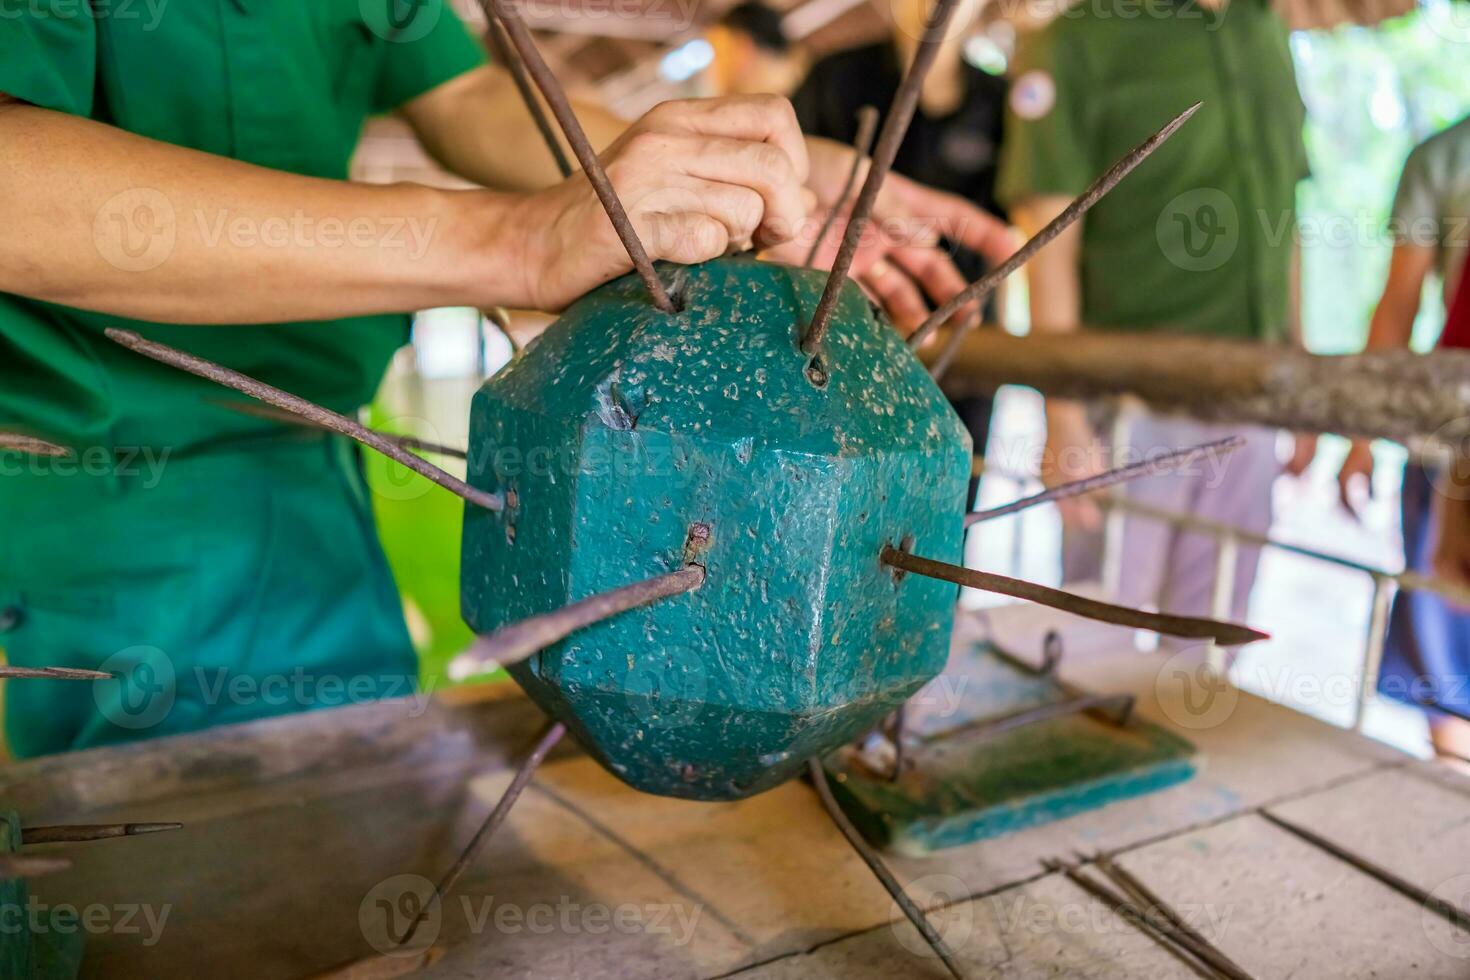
xmin=1107 ymin=415 xmax=1204 ymax=612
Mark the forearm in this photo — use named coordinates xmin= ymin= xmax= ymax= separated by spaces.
xmin=0 ymin=100 xmax=533 ymax=323
xmin=403 ymin=66 xmax=628 ymax=193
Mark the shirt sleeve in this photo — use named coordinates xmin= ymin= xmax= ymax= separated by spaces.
xmin=371 ymin=0 xmax=488 ymax=113
xmin=1391 ymin=138 xmax=1443 ymax=249
xmin=995 ymin=23 xmax=1093 ymax=209
xmin=0 ymin=1 xmax=97 ymax=116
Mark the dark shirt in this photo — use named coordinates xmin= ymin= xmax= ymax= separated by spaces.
xmin=793 ymin=41 xmax=1009 ymax=282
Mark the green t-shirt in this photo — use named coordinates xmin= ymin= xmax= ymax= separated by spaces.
xmin=1390 ymin=115 xmax=1470 ymax=314
xmin=996 ymin=0 xmax=1310 ymax=342
xmin=0 ymin=0 xmax=486 ymax=451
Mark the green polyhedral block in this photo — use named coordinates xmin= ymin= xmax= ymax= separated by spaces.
xmin=462 ymin=257 xmax=970 ymax=801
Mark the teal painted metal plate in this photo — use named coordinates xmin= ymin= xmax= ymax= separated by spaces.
xmin=821 ymin=645 xmax=1198 ymax=856
xmin=462 ymin=257 xmax=970 ymax=801
xmin=1 ymin=813 xmax=84 ymax=979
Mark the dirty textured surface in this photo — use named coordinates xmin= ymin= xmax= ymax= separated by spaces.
xmin=462 ymin=257 xmax=971 ymax=800
xmin=823 ymin=645 xmax=1196 ymax=856
xmin=0 ymin=610 xmax=1457 ymax=979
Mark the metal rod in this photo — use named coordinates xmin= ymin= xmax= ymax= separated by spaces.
xmin=801 ymin=0 xmax=966 ymax=362
xmin=485 ymin=0 xmax=676 ymax=313
xmin=22 ymin=823 xmax=182 ymax=845
xmin=105 ymin=329 xmax=503 ymax=511
xmin=0 ymin=433 xmax=71 ymax=457
xmin=805 ymin=105 xmax=880 ymax=269
xmin=483 ymin=16 xmax=574 ymax=179
xmin=910 ymin=102 xmax=1202 ymax=355
xmin=923 ymin=694 xmax=1135 ymax=745
xmin=1093 ymin=852 xmax=1254 ymax=979
xmin=0 ymin=665 xmax=114 ymax=681
xmin=1354 ymin=573 xmax=1393 ymax=732
xmin=807 ymin=759 xmax=968 ymax=980
xmin=213 ymin=400 xmax=468 ymax=460
xmin=881 ymin=547 xmax=1266 ymax=647
xmin=1260 ymin=810 xmax=1470 ymax=934
xmin=1044 ymin=858 xmax=1241 ymax=980
xmin=398 ymin=721 xmax=567 ymax=948
xmin=463 ymin=565 xmax=706 ymax=672
xmin=965 ymin=436 xmax=1244 ymax=527
xmin=0 ymin=854 xmax=71 ymax=880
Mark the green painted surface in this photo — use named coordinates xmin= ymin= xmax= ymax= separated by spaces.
xmin=1 ymin=812 xmax=84 ymax=979
xmin=823 ymin=645 xmax=1197 ymax=856
xmin=462 ymin=258 xmax=970 ymax=800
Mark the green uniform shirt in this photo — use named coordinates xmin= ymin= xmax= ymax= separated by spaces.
xmin=1391 ymin=115 xmax=1470 ymax=312
xmin=0 ymin=0 xmax=486 ymax=451
xmin=996 ymin=0 xmax=1309 ymax=342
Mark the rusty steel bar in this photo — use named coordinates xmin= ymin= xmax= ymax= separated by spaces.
xmin=0 ymin=665 xmax=114 ymax=681
xmin=213 ymin=400 xmax=468 ymax=460
xmin=486 ymin=0 xmax=676 ymax=314
xmin=106 ymin=329 xmax=502 ymax=511
xmin=966 ymin=436 xmax=1243 ymax=527
xmin=807 ymin=759 xmax=968 ymax=980
xmin=801 ymin=0 xmax=967 ymax=364
xmin=464 ymin=565 xmax=706 ymax=672
xmin=22 ymin=823 xmax=182 ymax=845
xmin=909 ymin=102 xmax=1202 ymax=355
xmin=483 ymin=15 xmax=574 ymax=179
xmin=398 ymin=721 xmax=568 ymax=948
xmin=805 ymin=105 xmax=880 ymax=269
xmin=0 ymin=854 xmax=71 ymax=880
xmin=881 ymin=547 xmax=1266 ymax=646
xmin=0 ymin=433 xmax=71 ymax=457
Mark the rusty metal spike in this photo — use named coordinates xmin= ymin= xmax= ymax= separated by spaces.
xmin=0 ymin=665 xmax=114 ymax=681
xmin=484 ymin=0 xmax=676 ymax=313
xmin=211 ymin=400 xmax=468 ymax=460
xmin=0 ymin=433 xmax=71 ymax=458
xmin=105 ymin=329 xmax=502 ymax=511
xmin=398 ymin=721 xmax=567 ymax=949
xmin=22 ymin=823 xmax=183 ymax=845
xmin=911 ymin=102 xmax=1203 ymax=359
xmin=965 ymin=436 xmax=1243 ymax=527
xmin=801 ymin=0 xmax=968 ymax=370
xmin=807 ymin=759 xmax=968 ymax=980
xmin=880 ymin=547 xmax=1266 ymax=646
xmin=461 ymin=565 xmax=706 ymax=674
xmin=482 ymin=15 xmax=574 ymax=179
xmin=805 ymin=106 xmax=881 ymax=269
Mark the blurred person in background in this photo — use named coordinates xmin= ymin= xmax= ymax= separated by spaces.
xmin=996 ymin=0 xmax=1310 ymax=638
xmin=706 ymin=2 xmax=808 ymax=98
xmin=1329 ymin=115 xmax=1470 ymax=759
xmin=792 ymin=0 xmax=1010 ymax=487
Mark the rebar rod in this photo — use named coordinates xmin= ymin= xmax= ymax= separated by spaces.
xmin=805 ymin=106 xmax=880 ymax=269
xmin=486 ymin=0 xmax=675 ymax=313
xmin=880 ymin=547 xmax=1266 ymax=646
xmin=482 ymin=15 xmax=574 ymax=179
xmin=807 ymin=759 xmax=967 ymax=980
xmin=801 ymin=0 xmax=966 ymax=362
xmin=106 ymin=329 xmax=502 ymax=511
xmin=0 ymin=665 xmax=114 ymax=681
xmin=22 ymin=823 xmax=182 ymax=845
xmin=0 ymin=433 xmax=70 ymax=457
xmin=965 ymin=436 xmax=1243 ymax=527
xmin=398 ymin=721 xmax=567 ymax=948
xmin=212 ymin=400 xmax=468 ymax=460
xmin=464 ymin=565 xmax=706 ymax=672
xmin=909 ymin=102 xmax=1202 ymax=355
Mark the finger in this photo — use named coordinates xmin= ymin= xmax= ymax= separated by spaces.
xmin=671 ymin=179 xmax=765 ymax=250
xmin=860 ymin=259 xmax=929 ymax=336
xmin=885 ymin=174 xmax=1017 ymax=266
xmin=887 ymin=246 xmax=974 ymax=315
xmin=641 ymin=211 xmax=730 ymax=266
xmin=643 ymin=95 xmax=809 ymax=184
xmin=672 ymin=135 xmax=806 ymax=249
xmin=1339 ymin=475 xmax=1361 ymax=522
